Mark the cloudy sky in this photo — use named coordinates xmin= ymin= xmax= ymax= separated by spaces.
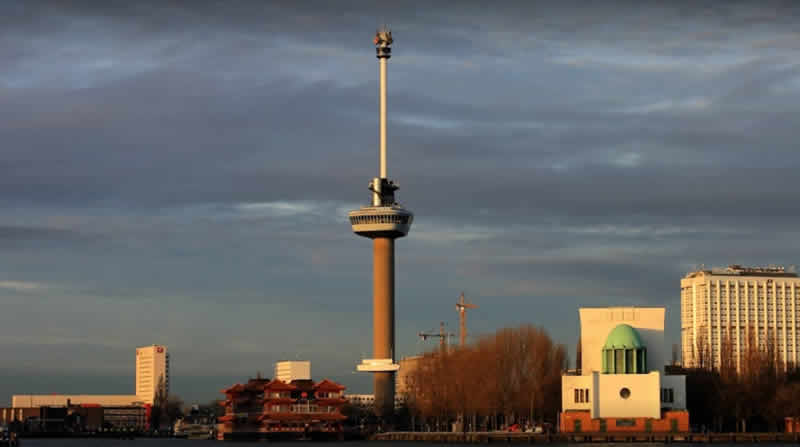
xmin=1 ymin=0 xmax=799 ymax=404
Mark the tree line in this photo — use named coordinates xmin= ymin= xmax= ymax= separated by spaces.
xmin=684 ymin=328 xmax=800 ymax=432
xmin=401 ymin=325 xmax=567 ymax=431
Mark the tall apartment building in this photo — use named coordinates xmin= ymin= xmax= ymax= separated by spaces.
xmin=681 ymin=265 xmax=800 ymax=370
xmin=274 ymin=361 xmax=311 ymax=383
xmin=136 ymin=345 xmax=170 ymax=404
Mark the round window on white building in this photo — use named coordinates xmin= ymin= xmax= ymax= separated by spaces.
xmin=620 ymin=388 xmax=631 ymax=399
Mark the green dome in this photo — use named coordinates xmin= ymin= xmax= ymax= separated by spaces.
xmin=603 ymin=324 xmax=644 ymax=349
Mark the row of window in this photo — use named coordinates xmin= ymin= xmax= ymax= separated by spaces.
xmin=574 ymin=388 xmax=590 ymax=403
xmin=707 ymin=306 xmax=800 ymax=311
xmin=710 ymin=303 xmax=800 ymax=307
xmin=350 ymin=215 xmax=411 ymax=225
xmin=271 ymin=404 xmax=338 ymax=413
xmin=316 ymin=391 xmax=341 ymax=398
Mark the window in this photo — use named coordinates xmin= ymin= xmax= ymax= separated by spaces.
xmin=574 ymin=388 xmax=590 ymax=403
xmin=661 ymin=388 xmax=674 ymax=403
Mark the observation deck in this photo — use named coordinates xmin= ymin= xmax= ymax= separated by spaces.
xmin=349 ymin=205 xmax=413 ymax=239
xmin=356 ymin=358 xmax=400 ymax=372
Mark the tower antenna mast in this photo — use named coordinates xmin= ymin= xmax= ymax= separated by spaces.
xmin=375 ymin=25 xmax=392 ymax=179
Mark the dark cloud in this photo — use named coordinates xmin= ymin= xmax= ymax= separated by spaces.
xmin=1 ymin=0 xmax=799 ymax=404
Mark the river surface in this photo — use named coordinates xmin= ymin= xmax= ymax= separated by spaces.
xmin=18 ymin=441 xmax=777 ymax=447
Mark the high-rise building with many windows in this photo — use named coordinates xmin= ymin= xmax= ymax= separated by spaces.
xmin=136 ymin=344 xmax=169 ymax=404
xmin=681 ymin=265 xmax=800 ymax=370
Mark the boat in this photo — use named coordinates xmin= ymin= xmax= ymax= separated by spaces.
xmin=173 ymin=419 xmax=214 ymax=440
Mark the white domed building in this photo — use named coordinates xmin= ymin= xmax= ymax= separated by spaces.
xmin=560 ymin=307 xmax=689 ymax=433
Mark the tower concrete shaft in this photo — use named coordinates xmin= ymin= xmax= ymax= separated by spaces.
xmin=373 ymin=238 xmax=395 ymax=360
xmin=373 ymin=237 xmax=394 ymax=416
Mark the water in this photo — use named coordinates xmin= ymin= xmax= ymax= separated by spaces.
xmin=16 ymin=441 xmax=767 ymax=447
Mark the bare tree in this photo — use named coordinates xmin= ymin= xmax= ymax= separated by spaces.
xmin=150 ymin=375 xmax=168 ymax=431
xmin=695 ymin=327 xmax=711 ymax=370
xmin=406 ymin=325 xmax=566 ymax=432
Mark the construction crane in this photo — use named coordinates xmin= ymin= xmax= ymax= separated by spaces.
xmin=418 ymin=321 xmax=454 ymax=351
xmin=456 ymin=292 xmax=478 ymax=347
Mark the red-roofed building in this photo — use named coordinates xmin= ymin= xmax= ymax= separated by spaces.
xmin=217 ymin=377 xmax=346 ymax=441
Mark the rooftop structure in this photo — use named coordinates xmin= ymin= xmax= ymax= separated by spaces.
xmin=579 ymin=307 xmax=668 ymax=376
xmin=685 ymin=264 xmax=797 ymax=279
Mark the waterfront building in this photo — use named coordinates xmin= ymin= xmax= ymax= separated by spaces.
xmin=681 ymin=265 xmax=800 ymax=371
xmin=217 ymin=371 xmax=347 ymax=440
xmin=275 ymin=361 xmax=311 ymax=383
xmin=0 ymin=405 xmax=146 ymax=432
xmin=560 ymin=307 xmax=689 ymax=433
xmin=136 ymin=344 xmax=170 ymax=405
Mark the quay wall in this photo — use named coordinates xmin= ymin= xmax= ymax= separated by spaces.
xmin=372 ymin=431 xmax=800 ymax=443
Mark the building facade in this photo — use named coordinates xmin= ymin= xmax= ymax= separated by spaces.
xmin=11 ymin=395 xmax=142 ymax=408
xmin=681 ymin=265 xmax=800 ymax=370
xmin=218 ymin=376 xmax=346 ymax=440
xmin=136 ymin=344 xmax=170 ymax=405
xmin=561 ymin=307 xmax=688 ymax=433
xmin=344 ymin=394 xmax=375 ymax=407
xmin=0 ymin=405 xmax=147 ymax=432
xmin=275 ymin=361 xmax=311 ymax=383
xmin=343 ymin=393 xmax=406 ymax=409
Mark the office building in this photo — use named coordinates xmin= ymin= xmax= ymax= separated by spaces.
xmin=136 ymin=344 xmax=170 ymax=405
xmin=274 ymin=361 xmax=311 ymax=383
xmin=560 ymin=307 xmax=688 ymax=433
xmin=681 ymin=265 xmax=800 ymax=370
